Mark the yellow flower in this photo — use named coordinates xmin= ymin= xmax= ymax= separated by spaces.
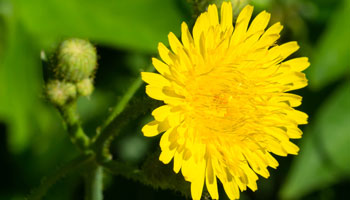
xmin=141 ymin=2 xmax=309 ymax=199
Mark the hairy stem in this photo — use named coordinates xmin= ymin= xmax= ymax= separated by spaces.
xmin=85 ymin=164 xmax=104 ymax=200
xmin=27 ymin=154 xmax=94 ymax=200
xmin=98 ymin=65 xmax=154 ymax=133
xmin=101 ymin=155 xmax=190 ymax=198
xmin=92 ymin=64 xmax=157 ymax=162
xmin=59 ymin=101 xmax=90 ymax=151
xmin=93 ymin=97 xmax=162 ymax=162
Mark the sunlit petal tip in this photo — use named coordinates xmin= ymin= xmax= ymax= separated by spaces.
xmin=142 ymin=120 xmax=160 ymax=137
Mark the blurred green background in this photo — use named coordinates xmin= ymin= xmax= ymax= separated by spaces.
xmin=0 ymin=0 xmax=349 ymax=199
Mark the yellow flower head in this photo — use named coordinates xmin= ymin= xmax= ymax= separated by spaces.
xmin=141 ymin=2 xmax=309 ymax=199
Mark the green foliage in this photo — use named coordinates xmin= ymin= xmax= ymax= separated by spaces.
xmin=280 ymin=81 xmax=350 ymax=199
xmin=307 ymin=0 xmax=350 ymax=90
xmin=0 ymin=0 xmax=186 ymax=153
xmin=0 ymin=20 xmax=42 ymax=153
xmin=13 ymin=0 xmax=185 ymax=52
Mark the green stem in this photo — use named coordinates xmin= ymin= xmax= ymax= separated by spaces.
xmin=101 ymin=160 xmax=141 ymax=181
xmin=101 ymin=157 xmax=190 ymax=198
xmin=27 ymin=154 xmax=94 ymax=200
xmin=85 ymin=164 xmax=103 ymax=200
xmin=92 ymin=65 xmax=157 ymax=162
xmin=98 ymin=65 xmax=155 ymax=133
xmin=59 ymin=101 xmax=90 ymax=151
xmin=93 ymin=97 xmax=162 ymax=162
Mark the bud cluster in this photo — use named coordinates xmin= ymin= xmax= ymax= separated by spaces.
xmin=45 ymin=38 xmax=97 ymax=106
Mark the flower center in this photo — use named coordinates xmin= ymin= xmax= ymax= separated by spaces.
xmin=184 ymin=68 xmax=256 ymax=135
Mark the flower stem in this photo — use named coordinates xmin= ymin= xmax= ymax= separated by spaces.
xmin=93 ymin=97 xmax=162 ymax=163
xmin=85 ymin=164 xmax=103 ymax=200
xmin=98 ymin=64 xmax=154 ymax=133
xmin=58 ymin=101 xmax=90 ymax=151
xmin=27 ymin=154 xmax=94 ymax=200
xmin=92 ymin=65 xmax=156 ymax=162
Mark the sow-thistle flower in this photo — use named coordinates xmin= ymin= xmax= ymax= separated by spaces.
xmin=141 ymin=2 xmax=309 ymax=199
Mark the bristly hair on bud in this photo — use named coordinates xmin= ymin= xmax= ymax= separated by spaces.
xmin=55 ymin=38 xmax=97 ymax=82
xmin=76 ymin=78 xmax=94 ymax=97
xmin=46 ymin=80 xmax=77 ymax=106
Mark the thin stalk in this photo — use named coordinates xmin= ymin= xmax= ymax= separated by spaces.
xmin=98 ymin=65 xmax=155 ymax=134
xmin=27 ymin=154 xmax=94 ymax=200
xmin=101 ymin=158 xmax=190 ymax=198
xmin=85 ymin=164 xmax=103 ymax=200
xmin=93 ymin=97 xmax=162 ymax=162
xmin=59 ymin=101 xmax=90 ymax=151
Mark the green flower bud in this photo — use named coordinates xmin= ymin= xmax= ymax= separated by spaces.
xmin=76 ymin=78 xmax=94 ymax=96
xmin=56 ymin=38 xmax=97 ymax=82
xmin=46 ymin=80 xmax=77 ymax=106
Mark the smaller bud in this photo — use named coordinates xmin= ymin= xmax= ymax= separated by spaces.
xmin=56 ymin=38 xmax=97 ymax=82
xmin=76 ymin=78 xmax=94 ymax=96
xmin=46 ymin=80 xmax=77 ymax=106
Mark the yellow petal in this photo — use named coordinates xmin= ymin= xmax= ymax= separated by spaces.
xmin=286 ymin=126 xmax=303 ymax=139
xmin=254 ymin=22 xmax=283 ymax=49
xmin=261 ymin=22 xmax=283 ymax=40
xmin=269 ymin=41 xmax=299 ymax=61
xmin=268 ymin=139 xmax=288 ymax=156
xmin=193 ymin=13 xmax=208 ymax=48
xmin=207 ymin=4 xmax=219 ymax=26
xmin=190 ymin=161 xmax=206 ymax=200
xmin=282 ymin=57 xmax=310 ymax=72
xmin=231 ymin=5 xmax=254 ymax=46
xmin=142 ymin=120 xmax=169 ymax=137
xmin=152 ymin=58 xmax=170 ymax=76
xmin=159 ymin=149 xmax=176 ymax=164
xmin=173 ymin=150 xmax=183 ymax=173
xmin=241 ymin=165 xmax=258 ymax=191
xmin=286 ymin=109 xmax=308 ymax=124
xmin=206 ymin=159 xmax=219 ymax=199
xmin=168 ymin=32 xmax=183 ymax=54
xmin=152 ymin=105 xmax=171 ymax=122
xmin=142 ymin=120 xmax=160 ymax=137
xmin=181 ymin=22 xmax=194 ymax=50
xmin=264 ymin=127 xmax=290 ymax=142
xmin=222 ymin=180 xmax=240 ymax=200
xmin=141 ymin=72 xmax=170 ymax=87
xmin=282 ymin=141 xmax=299 ymax=155
xmin=159 ymin=128 xmax=177 ymax=164
xmin=145 ymin=85 xmax=166 ymax=100
xmin=274 ymin=93 xmax=303 ymax=107
xmin=265 ymin=152 xmax=279 ymax=169
xmin=158 ymin=42 xmax=175 ymax=65
xmin=145 ymin=85 xmax=184 ymax=103
xmin=247 ymin=11 xmax=271 ymax=37
xmin=220 ymin=1 xmax=233 ymax=31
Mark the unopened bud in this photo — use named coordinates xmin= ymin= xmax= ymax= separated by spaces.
xmin=46 ymin=80 xmax=77 ymax=106
xmin=56 ymin=38 xmax=97 ymax=82
xmin=76 ymin=78 xmax=94 ymax=96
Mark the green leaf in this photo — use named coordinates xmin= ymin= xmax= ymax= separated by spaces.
xmin=280 ymin=81 xmax=350 ymax=199
xmin=0 ymin=20 xmax=42 ymax=153
xmin=307 ymin=0 xmax=350 ymax=90
xmin=14 ymin=0 xmax=187 ymax=52
xmin=317 ymin=82 xmax=350 ymax=172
